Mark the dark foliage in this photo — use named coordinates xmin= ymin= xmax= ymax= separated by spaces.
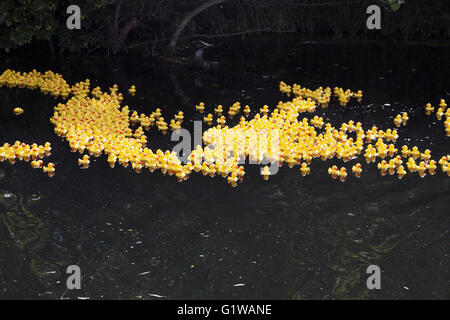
xmin=0 ymin=0 xmax=448 ymax=55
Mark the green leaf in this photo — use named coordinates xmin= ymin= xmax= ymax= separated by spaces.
xmin=389 ymin=0 xmax=405 ymax=12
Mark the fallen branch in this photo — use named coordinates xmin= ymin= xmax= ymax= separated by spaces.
xmin=168 ymin=0 xmax=228 ymax=54
xmin=186 ymin=28 xmax=296 ymax=39
xmin=126 ymin=28 xmax=294 ymax=50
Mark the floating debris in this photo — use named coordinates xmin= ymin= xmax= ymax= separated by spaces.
xmin=233 ymin=283 xmax=246 ymax=287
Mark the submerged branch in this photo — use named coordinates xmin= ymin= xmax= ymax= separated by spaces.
xmin=168 ymin=0 xmax=228 ymax=54
xmin=126 ymin=28 xmax=294 ymax=50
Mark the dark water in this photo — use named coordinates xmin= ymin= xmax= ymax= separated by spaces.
xmin=0 ymin=38 xmax=449 ymax=299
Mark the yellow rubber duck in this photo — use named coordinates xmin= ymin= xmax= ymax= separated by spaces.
xmin=377 ymin=160 xmax=388 ymax=176
xmin=387 ymin=144 xmax=397 ymax=157
xmin=229 ymin=101 xmax=240 ymax=112
xmin=153 ymin=108 xmax=162 ymax=118
xmin=37 ymin=145 xmax=46 ymax=158
xmin=286 ymin=155 xmax=296 ymax=168
xmin=227 ymin=172 xmax=238 ymax=187
xmin=158 ymin=124 xmax=168 ymax=134
xmin=445 ymin=117 xmax=450 ymax=129
xmin=300 ymin=163 xmax=310 ymax=176
xmin=397 ymin=165 xmax=407 ymax=179
xmin=328 ymin=165 xmax=339 ymax=179
xmin=401 ymin=145 xmax=410 ymax=158
xmin=130 ymin=111 xmax=139 ymax=124
xmin=425 ymin=103 xmax=434 ymax=115
xmin=421 ymin=149 xmax=431 ymax=161
xmin=338 ymin=95 xmax=348 ymax=106
xmin=392 ymin=129 xmax=400 ymax=141
xmin=228 ymin=108 xmax=237 ymax=118
xmin=132 ymin=161 xmax=143 ymax=173
xmin=243 ymin=105 xmax=250 ymax=116
xmin=140 ymin=117 xmax=151 ymax=130
xmin=107 ymin=155 xmax=117 ymax=168
xmin=44 ymin=142 xmax=52 ymax=155
xmin=118 ymin=155 xmax=129 ymax=168
xmin=6 ymin=150 xmax=16 ymax=164
xmin=410 ymin=146 xmax=420 ymax=159
xmin=13 ymin=107 xmax=24 ymax=115
xmin=207 ymin=164 xmax=216 ymax=177
xmin=388 ymin=159 xmax=396 ymax=175
xmin=279 ymin=81 xmax=292 ymax=96
xmin=443 ymin=164 xmax=450 ymax=176
xmin=352 ymin=163 xmax=362 ymax=178
xmin=175 ymin=170 xmax=186 ymax=182
xmin=303 ymin=154 xmax=312 ymax=164
xmin=169 ymin=120 xmax=181 ymax=131
xmin=338 ymin=167 xmax=347 ymax=182
xmin=216 ymin=164 xmax=227 ymax=178
xmin=261 ymin=166 xmax=271 ymax=180
xmin=377 ymin=146 xmax=387 ymax=159
xmin=200 ymin=163 xmax=209 ymax=176
xmin=43 ymin=163 xmax=56 ymax=177
xmin=417 ymin=161 xmax=427 ymax=178
xmin=214 ymin=105 xmax=223 ymax=115
xmin=217 ymin=116 xmax=226 ymax=127
xmin=30 ymin=146 xmax=39 ymax=160
xmin=78 ymin=155 xmax=90 ymax=168
xmin=196 ymin=102 xmax=205 ymax=113
xmin=438 ymin=156 xmax=448 ymax=168
xmin=428 ymin=160 xmax=437 ymax=175
xmin=439 ymin=99 xmax=447 ymax=110
xmin=406 ymin=157 xmax=417 ymax=172
xmin=128 ymin=85 xmax=136 ymax=95
xmin=159 ymin=161 xmax=168 ymax=175
xmin=147 ymin=160 xmax=157 ymax=172
xmin=436 ymin=108 xmax=444 ymax=121
xmin=133 ymin=126 xmax=145 ymax=138
xmin=393 ymin=155 xmax=403 ymax=168
xmin=156 ymin=116 xmax=166 ymax=126
xmin=174 ymin=111 xmax=184 ymax=122
xmin=203 ymin=113 xmax=213 ymax=123
xmin=401 ymin=112 xmax=409 ymax=125
xmin=364 ymin=148 xmax=376 ymax=163
xmin=236 ymin=166 xmax=245 ymax=180
xmin=260 ymin=105 xmax=269 ymax=115
xmin=393 ymin=115 xmax=402 ymax=127
xmin=31 ymin=160 xmax=43 ymax=169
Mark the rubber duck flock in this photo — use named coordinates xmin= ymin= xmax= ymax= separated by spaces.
xmin=0 ymin=69 xmax=449 ymax=185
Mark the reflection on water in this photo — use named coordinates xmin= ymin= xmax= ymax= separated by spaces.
xmin=0 ymin=38 xmax=449 ymax=299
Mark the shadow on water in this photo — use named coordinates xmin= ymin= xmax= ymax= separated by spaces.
xmin=0 ymin=38 xmax=449 ymax=299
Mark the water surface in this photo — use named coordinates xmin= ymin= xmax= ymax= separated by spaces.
xmin=0 ymin=39 xmax=449 ymax=299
